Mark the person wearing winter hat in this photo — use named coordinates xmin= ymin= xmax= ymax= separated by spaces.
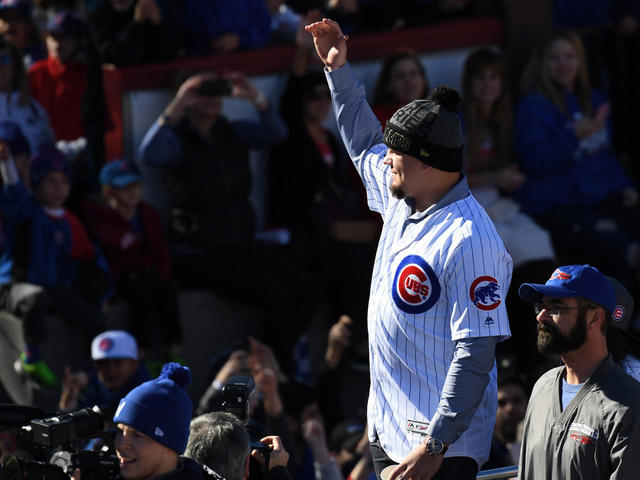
xmin=0 ymin=144 xmax=108 ymax=387
xmin=517 ymin=265 xmax=640 ymax=479
xmin=58 ymin=330 xmax=150 ymax=418
xmin=306 ymin=18 xmax=512 ymax=480
xmin=113 ymin=362 xmax=216 ymax=480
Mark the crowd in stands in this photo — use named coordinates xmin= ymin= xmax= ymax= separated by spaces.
xmin=2 ymin=0 xmax=640 ymax=478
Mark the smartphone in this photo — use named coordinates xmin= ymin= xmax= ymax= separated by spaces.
xmin=197 ymin=77 xmax=233 ymax=97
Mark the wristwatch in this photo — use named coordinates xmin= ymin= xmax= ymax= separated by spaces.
xmin=425 ymin=436 xmax=449 ymax=456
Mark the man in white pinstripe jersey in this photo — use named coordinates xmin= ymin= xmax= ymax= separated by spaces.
xmin=306 ymin=19 xmax=513 ymax=480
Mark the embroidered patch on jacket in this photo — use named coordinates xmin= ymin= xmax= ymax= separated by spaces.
xmin=569 ymin=423 xmax=599 ymax=445
xmin=469 ymin=276 xmax=501 ymax=311
xmin=406 ymin=419 xmax=429 ymax=436
xmin=392 ymin=255 xmax=441 ymax=314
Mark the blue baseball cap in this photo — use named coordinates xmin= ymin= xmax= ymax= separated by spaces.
xmin=518 ymin=264 xmax=616 ymax=314
xmin=99 ymin=158 xmax=141 ymax=188
xmin=0 ymin=121 xmax=29 ymax=157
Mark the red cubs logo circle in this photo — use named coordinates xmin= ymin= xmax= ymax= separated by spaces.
xmin=469 ymin=276 xmax=502 ymax=311
xmin=392 ymin=255 xmax=440 ymax=314
xmin=613 ymin=305 xmax=624 ymax=322
xmin=99 ymin=338 xmax=113 ymax=352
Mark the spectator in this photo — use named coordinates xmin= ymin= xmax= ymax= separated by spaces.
xmin=0 ymin=0 xmax=46 ymax=67
xmin=265 ymin=0 xmax=301 ymax=45
xmin=88 ymin=0 xmax=182 ymax=67
xmin=59 ymin=330 xmax=150 ymax=418
xmin=514 ymin=30 xmax=640 ymax=294
xmin=328 ymin=417 xmax=369 ymax=478
xmin=605 ymin=275 xmax=640 ymax=381
xmin=177 ymin=0 xmax=271 ymax=55
xmin=28 ymin=9 xmax=105 ymax=179
xmin=482 ymin=375 xmax=528 ymax=470
xmin=0 ymin=146 xmax=108 ymax=387
xmin=0 ymin=120 xmax=30 ymax=187
xmin=139 ymin=70 xmax=323 ymax=372
xmin=0 ymin=35 xmax=54 ymax=155
xmin=517 ymin=264 xmax=640 ymax=479
xmin=113 ymin=362 xmax=218 ymax=479
xmin=82 ymin=157 xmax=183 ymax=364
xmin=460 ymin=47 xmax=556 ymax=377
xmin=268 ymin=14 xmax=376 ymax=345
xmin=371 ymin=50 xmax=430 ymax=127
xmin=186 ymin=411 xmax=292 ymax=480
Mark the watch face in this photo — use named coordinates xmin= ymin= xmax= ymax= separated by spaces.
xmin=427 ymin=437 xmax=444 ymax=455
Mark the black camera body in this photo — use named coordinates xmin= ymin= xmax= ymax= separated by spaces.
xmin=197 ymin=77 xmax=233 ymax=97
xmin=0 ymin=405 xmax=119 ymax=480
xmin=220 ymin=376 xmax=255 ymax=423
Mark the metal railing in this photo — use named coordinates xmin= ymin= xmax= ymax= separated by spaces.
xmin=476 ymin=465 xmax=518 ymax=479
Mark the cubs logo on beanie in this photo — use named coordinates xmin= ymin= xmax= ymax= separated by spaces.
xmin=113 ymin=362 xmax=192 ymax=454
xmin=383 ymin=85 xmax=463 ymax=172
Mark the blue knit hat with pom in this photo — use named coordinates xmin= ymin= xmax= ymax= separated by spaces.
xmin=113 ymin=362 xmax=193 ymax=454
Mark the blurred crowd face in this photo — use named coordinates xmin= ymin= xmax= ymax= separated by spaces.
xmin=94 ymin=358 xmax=139 ymax=390
xmin=46 ymin=33 xmax=79 ymax=63
xmin=471 ymin=65 xmax=502 ymax=107
xmin=109 ymin=182 xmax=142 ymax=211
xmin=303 ymin=84 xmax=331 ymax=124
xmin=546 ymin=38 xmax=579 ymax=92
xmin=0 ymin=47 xmax=15 ymax=92
xmin=35 ymin=171 xmax=70 ymax=209
xmin=189 ymin=95 xmax=223 ymax=123
xmin=387 ymin=57 xmax=427 ymax=106
xmin=0 ymin=10 xmax=31 ymax=50
xmin=111 ymin=0 xmax=137 ymax=12
xmin=495 ymin=383 xmax=527 ymax=442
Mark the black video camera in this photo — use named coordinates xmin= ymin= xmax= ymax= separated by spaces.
xmin=0 ymin=405 xmax=119 ymax=480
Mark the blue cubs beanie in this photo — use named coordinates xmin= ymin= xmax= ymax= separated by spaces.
xmin=113 ymin=363 xmax=193 ymax=454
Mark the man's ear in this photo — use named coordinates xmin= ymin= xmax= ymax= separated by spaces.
xmin=589 ymin=308 xmax=605 ymax=331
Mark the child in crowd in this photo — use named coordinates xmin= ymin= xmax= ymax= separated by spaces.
xmin=82 ymin=157 xmax=183 ymax=365
xmin=0 ymin=145 xmax=108 ymax=387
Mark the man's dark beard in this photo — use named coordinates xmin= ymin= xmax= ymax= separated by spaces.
xmin=537 ymin=309 xmax=588 ymax=354
xmin=390 ymin=184 xmax=407 ymax=200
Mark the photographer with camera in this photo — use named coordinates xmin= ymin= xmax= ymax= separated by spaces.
xmin=186 ymin=412 xmax=291 ymax=480
xmin=107 ymin=362 xmax=215 ymax=480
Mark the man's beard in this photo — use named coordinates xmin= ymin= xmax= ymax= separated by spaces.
xmin=536 ymin=309 xmax=588 ymax=354
xmin=390 ymin=184 xmax=407 ymax=200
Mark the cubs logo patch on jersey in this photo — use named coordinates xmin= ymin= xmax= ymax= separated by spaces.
xmin=392 ymin=255 xmax=440 ymax=314
xmin=469 ymin=276 xmax=502 ymax=311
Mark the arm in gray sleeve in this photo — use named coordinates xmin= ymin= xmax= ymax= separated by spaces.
xmin=426 ymin=336 xmax=498 ymax=444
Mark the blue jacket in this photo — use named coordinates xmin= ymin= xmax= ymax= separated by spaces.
xmin=0 ymin=181 xmax=96 ymax=287
xmin=178 ymin=0 xmax=271 ymax=55
xmin=513 ymin=89 xmax=634 ymax=215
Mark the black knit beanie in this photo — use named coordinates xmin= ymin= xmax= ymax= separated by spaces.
xmin=382 ymin=85 xmax=463 ymax=172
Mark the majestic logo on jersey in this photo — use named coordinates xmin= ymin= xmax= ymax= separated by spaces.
xmin=550 ymin=269 xmax=571 ymax=281
xmin=613 ymin=305 xmax=625 ymax=322
xmin=470 ymin=276 xmax=501 ymax=311
xmin=569 ymin=423 xmax=599 ymax=446
xmin=392 ymin=255 xmax=440 ymax=314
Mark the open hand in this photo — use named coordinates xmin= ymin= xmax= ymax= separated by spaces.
xmin=305 ymin=18 xmax=348 ymax=70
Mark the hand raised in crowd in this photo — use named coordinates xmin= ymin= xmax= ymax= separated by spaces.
xmin=252 ymin=435 xmax=290 ymax=470
xmin=325 ymin=314 xmax=352 ymax=368
xmin=211 ymin=33 xmax=241 ymax=53
xmin=247 ymin=336 xmax=287 ymax=383
xmin=226 ymin=72 xmax=269 ymax=110
xmin=305 ymin=18 xmax=349 ymax=71
xmin=253 ymin=367 xmax=283 ymax=416
xmin=493 ymin=165 xmax=526 ymax=192
xmin=134 ymin=0 xmax=162 ymax=25
xmin=621 ymin=187 xmax=639 ymax=207
xmin=59 ymin=366 xmax=89 ymax=411
xmin=163 ymin=74 xmax=212 ymax=123
xmin=573 ymin=103 xmax=610 ymax=139
xmin=215 ymin=349 xmax=249 ymax=385
xmin=302 ymin=418 xmax=332 ymax=465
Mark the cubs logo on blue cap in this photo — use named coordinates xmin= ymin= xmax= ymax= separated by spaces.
xmin=470 ymin=276 xmax=502 ymax=311
xmin=99 ymin=337 xmax=113 ymax=352
xmin=392 ymin=255 xmax=440 ymax=314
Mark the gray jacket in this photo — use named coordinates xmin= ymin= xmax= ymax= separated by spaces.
xmin=518 ymin=356 xmax=640 ymax=479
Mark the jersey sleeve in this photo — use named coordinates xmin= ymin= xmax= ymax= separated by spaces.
xmin=325 ymin=64 xmax=391 ymax=215
xmin=443 ymin=200 xmax=513 ymax=341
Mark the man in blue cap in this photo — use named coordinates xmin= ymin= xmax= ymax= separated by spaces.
xmin=517 ymin=264 xmax=640 ymax=479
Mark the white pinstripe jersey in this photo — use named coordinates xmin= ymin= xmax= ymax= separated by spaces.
xmin=360 ymin=142 xmax=513 ymax=465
